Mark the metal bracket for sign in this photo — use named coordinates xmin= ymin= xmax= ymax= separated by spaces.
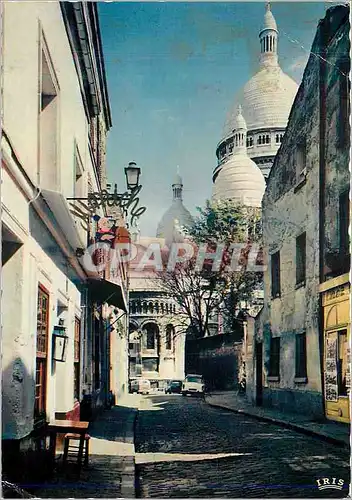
xmin=67 ymin=184 xmax=147 ymax=228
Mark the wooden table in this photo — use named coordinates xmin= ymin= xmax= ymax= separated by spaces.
xmin=48 ymin=420 xmax=89 ymax=475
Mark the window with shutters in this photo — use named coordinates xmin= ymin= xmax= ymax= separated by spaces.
xmin=35 ymin=285 xmax=49 ymax=420
xmin=271 ymin=251 xmax=281 ymax=298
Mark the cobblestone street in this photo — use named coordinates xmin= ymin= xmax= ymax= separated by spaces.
xmin=135 ymin=395 xmax=350 ymax=498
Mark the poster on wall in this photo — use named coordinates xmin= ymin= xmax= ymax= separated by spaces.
xmin=346 ymin=347 xmax=350 ymax=392
xmin=325 ymin=334 xmax=338 ymax=402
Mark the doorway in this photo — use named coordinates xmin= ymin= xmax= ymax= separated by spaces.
xmin=255 ymin=341 xmax=263 ymax=406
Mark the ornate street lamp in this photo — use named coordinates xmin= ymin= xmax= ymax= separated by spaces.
xmin=125 ymin=161 xmax=141 ymax=190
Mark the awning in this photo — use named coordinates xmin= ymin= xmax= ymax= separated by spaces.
xmin=88 ymin=278 xmax=127 ymax=312
xmin=41 ymin=189 xmax=85 ymax=251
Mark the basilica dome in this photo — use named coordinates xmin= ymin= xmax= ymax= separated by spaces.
xmin=156 ymin=173 xmax=193 ymax=243
xmin=223 ymin=66 xmax=298 ymax=135
xmin=212 ymin=155 xmax=265 ymax=207
xmin=214 ymin=3 xmax=299 ymax=180
xmin=213 ymin=107 xmax=265 ymax=207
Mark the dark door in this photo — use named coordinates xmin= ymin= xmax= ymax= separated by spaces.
xmin=255 ymin=341 xmax=263 ymax=406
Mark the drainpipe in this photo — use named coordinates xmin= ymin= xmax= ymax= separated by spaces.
xmin=318 ymin=18 xmax=327 ymax=418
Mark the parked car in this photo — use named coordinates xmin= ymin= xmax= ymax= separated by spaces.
xmin=182 ymin=374 xmax=205 ymax=397
xmin=165 ymin=380 xmax=183 ymax=394
xmin=130 ymin=379 xmax=151 ymax=394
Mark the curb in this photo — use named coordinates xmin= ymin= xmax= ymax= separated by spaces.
xmin=120 ymin=409 xmax=138 ymax=498
xmin=206 ymin=399 xmax=349 ymax=450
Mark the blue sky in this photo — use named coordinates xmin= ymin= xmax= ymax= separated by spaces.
xmin=98 ymin=1 xmax=332 ymax=236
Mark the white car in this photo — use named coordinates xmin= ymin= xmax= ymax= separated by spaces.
xmin=182 ymin=374 xmax=205 ymax=397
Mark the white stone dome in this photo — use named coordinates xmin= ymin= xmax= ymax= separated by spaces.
xmin=224 ymin=65 xmax=298 ymax=135
xmin=156 ymin=173 xmax=193 ymax=242
xmin=212 ymin=154 xmax=265 ymax=208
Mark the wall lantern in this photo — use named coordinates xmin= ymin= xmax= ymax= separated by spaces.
xmin=124 ymin=161 xmax=141 ymax=190
xmin=52 ymin=325 xmax=68 ymax=362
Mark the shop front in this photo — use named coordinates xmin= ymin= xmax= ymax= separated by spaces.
xmin=320 ymin=273 xmax=350 ymax=424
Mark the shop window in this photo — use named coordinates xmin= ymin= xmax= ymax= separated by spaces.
xmin=269 ymin=337 xmax=280 ymax=378
xmin=35 ymin=285 xmax=49 ymax=421
xmin=74 ymin=317 xmax=81 ymax=401
xmin=295 ymin=332 xmax=307 ymax=378
xmin=271 ymin=251 xmax=281 ymax=298
xmin=337 ymin=330 xmax=348 ymax=396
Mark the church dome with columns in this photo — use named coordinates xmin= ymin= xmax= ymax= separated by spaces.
xmin=213 ymin=2 xmax=298 ymax=181
xmin=212 ymin=106 xmax=265 ymax=207
xmin=156 ymin=173 xmax=193 ymax=243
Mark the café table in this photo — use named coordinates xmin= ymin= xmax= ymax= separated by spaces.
xmin=48 ymin=420 xmax=89 ymax=475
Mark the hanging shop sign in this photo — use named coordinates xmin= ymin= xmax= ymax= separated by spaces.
xmin=68 ymin=184 xmax=146 ymax=229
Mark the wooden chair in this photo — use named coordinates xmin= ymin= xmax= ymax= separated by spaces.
xmin=63 ymin=432 xmax=90 ymax=467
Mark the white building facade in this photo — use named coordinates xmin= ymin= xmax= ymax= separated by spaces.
xmin=1 ymin=1 xmax=127 ymax=480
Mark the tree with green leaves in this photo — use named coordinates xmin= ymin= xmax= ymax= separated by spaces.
xmin=158 ymin=199 xmax=263 ymax=338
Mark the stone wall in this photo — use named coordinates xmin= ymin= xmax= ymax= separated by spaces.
xmin=185 ymin=332 xmax=243 ymax=391
xmin=252 ymin=5 xmax=350 ymax=419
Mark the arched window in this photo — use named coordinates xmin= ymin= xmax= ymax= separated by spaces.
xmin=280 ymin=134 xmax=283 ymax=142
xmin=276 ymin=134 xmax=279 ymax=143
xmin=143 ymin=323 xmax=158 ymax=350
xmin=148 ymin=301 xmax=153 ymax=314
xmin=155 ymin=302 xmax=159 ymax=314
xmin=165 ymin=324 xmax=174 ymax=350
xmin=250 ymin=137 xmax=253 ymax=146
xmin=258 ymin=136 xmax=262 ymax=145
xmin=266 ymin=135 xmax=270 ymax=144
xmin=142 ymin=302 xmax=148 ymax=314
xmin=161 ymin=303 xmax=164 ymax=314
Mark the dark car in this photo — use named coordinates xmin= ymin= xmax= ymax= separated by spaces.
xmin=165 ymin=380 xmax=183 ymax=394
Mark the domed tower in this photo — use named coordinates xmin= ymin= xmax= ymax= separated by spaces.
xmin=214 ymin=2 xmax=298 ymax=182
xmin=212 ymin=106 xmax=265 ymax=207
xmin=156 ymin=172 xmax=193 ymax=243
